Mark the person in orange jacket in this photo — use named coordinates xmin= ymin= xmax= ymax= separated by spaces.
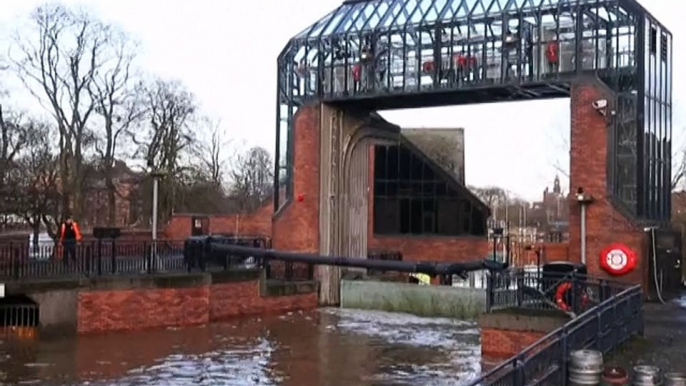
xmin=59 ymin=215 xmax=82 ymax=263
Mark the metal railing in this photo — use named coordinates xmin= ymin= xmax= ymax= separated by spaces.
xmin=470 ymin=270 xmax=643 ymax=386
xmin=0 ymin=239 xmax=197 ymax=280
xmin=486 ymin=269 xmax=631 ymax=316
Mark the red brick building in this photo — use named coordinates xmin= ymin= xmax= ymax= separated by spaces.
xmin=164 ymin=135 xmax=491 ymax=264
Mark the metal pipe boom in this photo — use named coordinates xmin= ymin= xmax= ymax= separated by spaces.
xmin=210 ymin=243 xmax=508 ymax=277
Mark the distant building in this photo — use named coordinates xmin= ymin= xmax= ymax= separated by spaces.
xmin=401 ymin=128 xmax=465 ymax=185
xmin=529 ymin=175 xmax=569 ymax=241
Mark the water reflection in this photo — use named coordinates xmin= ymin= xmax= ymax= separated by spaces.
xmin=0 ymin=309 xmax=481 ymax=386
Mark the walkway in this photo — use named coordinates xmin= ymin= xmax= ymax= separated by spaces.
xmin=606 ymin=291 xmax=686 ymax=372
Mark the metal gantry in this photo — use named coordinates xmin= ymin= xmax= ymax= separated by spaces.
xmin=275 ymin=0 xmax=672 ymax=223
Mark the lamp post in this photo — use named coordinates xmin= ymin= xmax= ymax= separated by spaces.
xmin=149 ymin=170 xmax=167 ymax=272
xmin=575 ymin=187 xmax=594 ymax=265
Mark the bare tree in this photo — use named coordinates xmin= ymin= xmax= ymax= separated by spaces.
xmin=11 ymin=4 xmax=111 ymax=220
xmin=10 ymin=122 xmax=60 ymax=242
xmin=197 ymin=119 xmax=228 ymax=186
xmin=0 ymin=105 xmax=29 ymax=186
xmin=229 ymin=146 xmax=274 ymax=213
xmin=133 ymin=78 xmax=197 ymax=222
xmin=91 ymin=30 xmax=142 ymax=225
xmin=0 ymin=105 xmax=30 ymax=227
xmin=469 ymin=185 xmax=510 ymax=209
xmin=672 ymin=145 xmax=686 ymax=191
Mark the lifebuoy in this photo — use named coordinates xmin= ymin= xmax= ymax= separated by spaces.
xmin=546 ymin=41 xmax=559 ymax=64
xmin=555 ymin=281 xmax=588 ymax=312
xmin=599 ymin=243 xmax=637 ymax=276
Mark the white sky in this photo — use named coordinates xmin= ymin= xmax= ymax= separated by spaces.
xmin=0 ymin=0 xmax=682 ymax=202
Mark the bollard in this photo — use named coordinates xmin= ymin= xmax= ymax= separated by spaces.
xmin=634 ymin=366 xmax=662 ymax=386
xmin=665 ymin=373 xmax=686 ymax=386
xmin=569 ymin=349 xmax=604 ymax=385
xmin=601 ymin=367 xmax=630 ymax=386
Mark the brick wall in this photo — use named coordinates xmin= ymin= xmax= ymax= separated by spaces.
xmin=210 ymin=282 xmax=317 ymax=320
xmin=517 ymin=242 xmax=570 ymax=266
xmin=78 ymin=286 xmax=210 ymax=334
xmin=77 ymin=274 xmax=317 ymax=334
xmin=481 ymin=328 xmax=545 ymax=358
xmin=369 ymin=236 xmax=489 ymax=263
xmin=163 ymin=201 xmax=273 ymax=240
xmin=568 ymin=79 xmax=646 ymax=286
xmin=272 ymin=104 xmax=321 ymax=253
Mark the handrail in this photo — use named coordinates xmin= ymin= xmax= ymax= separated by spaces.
xmin=469 ymin=275 xmax=643 ymax=386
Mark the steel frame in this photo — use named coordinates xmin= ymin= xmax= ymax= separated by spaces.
xmin=275 ymin=0 xmax=672 ymax=224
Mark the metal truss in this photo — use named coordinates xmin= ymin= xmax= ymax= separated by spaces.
xmin=275 ymin=0 xmax=673 ymax=223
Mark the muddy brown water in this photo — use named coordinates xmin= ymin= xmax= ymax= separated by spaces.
xmin=0 ymin=309 xmax=482 ymax=386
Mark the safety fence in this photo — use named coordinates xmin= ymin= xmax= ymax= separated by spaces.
xmin=0 ymin=236 xmax=313 ymax=282
xmin=470 ymin=270 xmax=643 ymax=386
xmin=0 ymin=239 xmax=186 ymax=279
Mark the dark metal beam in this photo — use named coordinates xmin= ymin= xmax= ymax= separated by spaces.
xmin=210 ymin=244 xmax=509 ymax=277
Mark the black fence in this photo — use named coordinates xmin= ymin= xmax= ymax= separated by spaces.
xmin=470 ymin=270 xmax=643 ymax=386
xmin=0 ymin=236 xmax=313 ymax=281
xmin=486 ymin=269 xmax=631 ymax=316
xmin=0 ymin=239 xmax=188 ymax=280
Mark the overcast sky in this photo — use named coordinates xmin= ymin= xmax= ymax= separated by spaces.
xmin=0 ymin=0 xmax=682 ymax=201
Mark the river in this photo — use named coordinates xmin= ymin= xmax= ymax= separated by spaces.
xmin=0 ymin=309 xmax=482 ymax=386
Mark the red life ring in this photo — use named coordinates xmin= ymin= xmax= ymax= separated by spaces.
xmin=599 ymin=243 xmax=637 ymax=276
xmin=555 ymin=281 xmax=588 ymax=312
xmin=546 ymin=41 xmax=559 ymax=64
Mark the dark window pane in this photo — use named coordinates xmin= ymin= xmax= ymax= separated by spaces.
xmin=410 ymin=199 xmax=422 ymax=234
xmin=410 ymin=153 xmax=423 ymax=179
xmin=399 ymin=181 xmax=411 ymax=196
xmin=436 ymin=182 xmax=447 ymax=196
xmin=399 ymin=147 xmax=411 ymax=179
xmin=387 ymin=181 xmax=398 ymax=196
xmin=411 ymin=182 xmax=423 ymax=196
xmin=374 ymin=181 xmax=386 ymax=196
xmin=436 ymin=199 xmax=459 ymax=235
xmin=423 ymin=181 xmax=435 ymax=195
xmin=460 ymin=200 xmax=472 ymax=234
xmin=400 ymin=199 xmax=411 ymax=234
xmin=387 ymin=146 xmax=399 ymax=179
xmin=374 ymin=198 xmax=399 ymax=234
xmin=423 ymin=163 xmax=435 ymax=180
xmin=375 ymin=146 xmax=387 ymax=179
xmin=650 ymin=25 xmax=657 ymax=55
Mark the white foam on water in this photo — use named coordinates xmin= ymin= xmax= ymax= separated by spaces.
xmin=320 ymin=308 xmax=482 ymax=385
xmin=84 ymin=336 xmax=283 ymax=386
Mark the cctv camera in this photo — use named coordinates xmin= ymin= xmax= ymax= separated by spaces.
xmin=592 ymin=99 xmax=607 ymax=110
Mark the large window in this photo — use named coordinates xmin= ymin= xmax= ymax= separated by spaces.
xmin=373 ymin=144 xmax=487 ymax=237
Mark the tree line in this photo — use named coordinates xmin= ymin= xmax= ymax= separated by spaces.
xmin=0 ymin=3 xmax=273 ymax=237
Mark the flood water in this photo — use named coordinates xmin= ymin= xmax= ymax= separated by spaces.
xmin=0 ymin=309 xmax=482 ymax=386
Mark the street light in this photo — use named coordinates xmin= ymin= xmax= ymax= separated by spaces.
xmin=149 ymin=169 xmax=167 ymax=272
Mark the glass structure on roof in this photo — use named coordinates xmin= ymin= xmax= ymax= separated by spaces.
xmin=275 ymin=0 xmax=673 ymax=225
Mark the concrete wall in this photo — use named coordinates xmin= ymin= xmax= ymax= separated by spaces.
xmin=340 ymin=279 xmax=486 ymax=319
